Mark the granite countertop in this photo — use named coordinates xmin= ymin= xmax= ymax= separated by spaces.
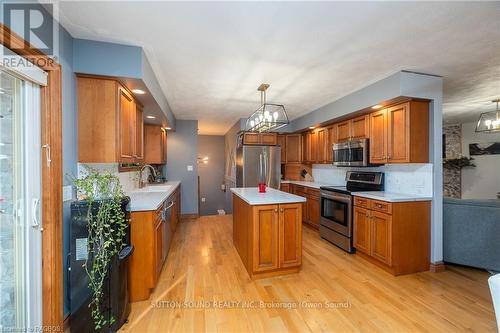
xmin=126 ymin=181 xmax=181 ymax=211
xmin=353 ymin=191 xmax=432 ymax=202
xmin=281 ymin=180 xmax=340 ymax=189
xmin=231 ymin=187 xmax=306 ymax=205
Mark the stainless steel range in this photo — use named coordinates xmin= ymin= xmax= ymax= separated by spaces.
xmin=319 ymin=171 xmax=384 ymax=253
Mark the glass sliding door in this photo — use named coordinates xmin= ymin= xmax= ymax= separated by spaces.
xmin=0 ymin=68 xmax=42 ymax=330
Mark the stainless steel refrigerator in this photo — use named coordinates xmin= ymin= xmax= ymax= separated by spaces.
xmin=236 ymin=145 xmax=281 ymax=189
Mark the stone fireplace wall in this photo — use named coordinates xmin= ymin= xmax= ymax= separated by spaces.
xmin=443 ymin=124 xmax=462 ymax=198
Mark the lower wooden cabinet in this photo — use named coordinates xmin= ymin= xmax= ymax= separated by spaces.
xmin=292 ymin=185 xmax=320 ymax=230
xmin=233 ymin=195 xmax=302 ymax=279
xmin=128 ymin=186 xmax=181 ymax=302
xmin=353 ymin=196 xmax=430 ymax=275
xmin=280 ymin=183 xmax=290 ymax=193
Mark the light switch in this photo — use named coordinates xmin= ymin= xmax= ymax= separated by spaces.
xmin=201 ymin=197 xmax=206 ymax=202
xmin=63 ymin=185 xmax=73 ymax=202
xmin=187 ymin=165 xmax=193 ymax=171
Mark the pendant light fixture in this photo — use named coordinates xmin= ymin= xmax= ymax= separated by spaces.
xmin=476 ymin=99 xmax=500 ymax=133
xmin=245 ymin=83 xmax=289 ymax=132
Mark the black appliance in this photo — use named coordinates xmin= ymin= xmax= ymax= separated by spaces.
xmin=333 ymin=138 xmax=370 ymax=167
xmin=69 ymin=197 xmax=133 ymax=333
xmin=319 ymin=171 xmax=384 ymax=253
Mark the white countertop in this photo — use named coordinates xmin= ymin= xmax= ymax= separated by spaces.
xmin=126 ymin=181 xmax=181 ymax=212
xmin=231 ymin=187 xmax=306 ymax=205
xmin=281 ymin=180 xmax=340 ymax=189
xmin=353 ymin=191 xmax=432 ymax=202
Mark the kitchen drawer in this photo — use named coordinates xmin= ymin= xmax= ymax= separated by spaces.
xmin=307 ymin=188 xmax=320 ymax=198
xmin=370 ymin=200 xmax=392 ymax=214
xmin=354 ymin=196 xmax=370 ymax=208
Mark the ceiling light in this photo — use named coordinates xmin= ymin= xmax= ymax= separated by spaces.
xmin=309 ymin=126 xmax=316 ymax=130
xmin=245 ymin=83 xmax=289 ymax=133
xmin=372 ymin=104 xmax=383 ymax=109
xmin=146 ymin=115 xmax=156 ymax=119
xmin=476 ymin=99 xmax=500 ymax=133
xmin=165 ymin=127 xmax=172 ymax=130
xmin=132 ymin=89 xmax=146 ymax=95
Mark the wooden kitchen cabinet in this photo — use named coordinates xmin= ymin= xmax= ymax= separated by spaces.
xmin=280 ymin=183 xmax=290 ymax=193
xmin=277 ymin=135 xmax=286 ymax=163
xmin=327 ymin=125 xmax=337 ymax=162
xmin=369 ymin=101 xmax=429 ymax=164
xmin=336 ymin=115 xmax=368 ymax=142
xmin=293 ymin=185 xmax=320 ymax=230
xmin=77 ymin=76 xmax=144 ymax=163
xmin=233 ymin=195 xmax=302 ymax=279
xmin=353 ymin=196 xmax=430 ymax=275
xmin=242 ymin=132 xmax=277 ymax=145
xmin=153 ymin=216 xmax=163 ymax=280
xmin=285 ymin=134 xmax=302 ymax=163
xmin=135 ymin=103 xmax=144 ymax=161
xmin=302 ymin=131 xmax=318 ymax=164
xmin=252 ymin=205 xmax=280 ymax=272
xmin=144 ymin=125 xmax=167 ymax=164
xmin=370 ymin=211 xmax=392 ymax=266
xmin=316 ymin=127 xmax=327 ymax=163
xmin=353 ymin=207 xmax=371 ymax=255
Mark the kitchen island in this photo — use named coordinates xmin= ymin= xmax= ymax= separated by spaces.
xmin=231 ymin=187 xmax=306 ymax=279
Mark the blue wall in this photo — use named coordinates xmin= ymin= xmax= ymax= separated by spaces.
xmin=166 ymin=120 xmax=199 ymax=214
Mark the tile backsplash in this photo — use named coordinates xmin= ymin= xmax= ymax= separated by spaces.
xmin=77 ymin=163 xmax=144 ymax=193
xmin=312 ymin=163 xmax=433 ymax=196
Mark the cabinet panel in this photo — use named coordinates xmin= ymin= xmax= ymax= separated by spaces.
xmin=337 ymin=121 xmax=351 ymax=141
xmin=261 ymin=133 xmax=277 ymax=145
xmin=353 ymin=207 xmax=371 ymax=255
xmin=285 ymin=134 xmax=301 ymax=163
xmin=387 ymin=103 xmax=409 ymax=163
xmin=316 ymin=128 xmax=327 ymax=163
xmin=327 ymin=125 xmax=336 ymax=162
xmin=371 ymin=211 xmax=392 ymax=266
xmin=135 ymin=103 xmax=144 ymax=161
xmin=277 ymin=135 xmax=286 ymax=163
xmin=252 ymin=205 xmax=279 ymax=272
xmin=306 ymin=194 xmax=320 ymax=228
xmin=369 ymin=109 xmax=387 ymax=164
xmin=308 ymin=131 xmax=318 ymax=163
xmin=243 ymin=132 xmax=260 ymax=145
xmin=119 ymin=87 xmax=135 ymax=162
xmin=144 ymin=125 xmax=166 ymax=164
xmin=154 ymin=218 xmax=163 ymax=283
xmin=351 ymin=115 xmax=368 ymax=139
xmin=279 ymin=203 xmax=302 ymax=268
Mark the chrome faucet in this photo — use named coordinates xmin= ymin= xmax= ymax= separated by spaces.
xmin=138 ymin=164 xmax=158 ymax=188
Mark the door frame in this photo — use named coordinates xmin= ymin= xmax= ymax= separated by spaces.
xmin=0 ymin=24 xmax=63 ymax=329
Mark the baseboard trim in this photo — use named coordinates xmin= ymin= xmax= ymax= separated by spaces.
xmin=181 ymin=213 xmax=199 ymax=220
xmin=430 ymin=261 xmax=446 ymax=273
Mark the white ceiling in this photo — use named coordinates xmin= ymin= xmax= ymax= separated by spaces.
xmin=57 ymin=1 xmax=500 ymax=134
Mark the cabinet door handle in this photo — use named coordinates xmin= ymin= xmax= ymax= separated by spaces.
xmin=274 ymin=208 xmax=278 ymax=213
xmin=280 ymin=208 xmax=284 ymax=213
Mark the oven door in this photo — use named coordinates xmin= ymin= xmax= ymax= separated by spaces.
xmin=320 ymin=191 xmax=352 ymax=237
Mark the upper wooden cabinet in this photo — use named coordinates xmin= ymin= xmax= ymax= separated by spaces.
xmin=77 ymin=77 xmax=144 ymax=163
xmin=316 ymin=127 xmax=327 ymax=163
xmin=337 ymin=115 xmax=369 ymax=142
xmin=242 ymin=132 xmax=277 ymax=145
xmin=326 ymin=125 xmax=337 ymax=162
xmin=144 ymin=125 xmax=167 ymax=165
xmin=369 ymin=101 xmax=429 ymax=164
xmin=277 ymin=135 xmax=286 ymax=163
xmin=302 ymin=131 xmax=318 ymax=164
xmin=285 ymin=134 xmax=301 ymax=164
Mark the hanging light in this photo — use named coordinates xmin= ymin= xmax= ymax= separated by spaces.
xmin=245 ymin=83 xmax=289 ymax=132
xmin=476 ymin=99 xmax=500 ymax=133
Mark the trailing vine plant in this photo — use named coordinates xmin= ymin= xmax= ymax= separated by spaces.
xmin=72 ymin=166 xmax=128 ymax=330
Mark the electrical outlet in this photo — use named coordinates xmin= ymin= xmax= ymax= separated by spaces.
xmin=63 ymin=185 xmax=73 ymax=202
xmin=201 ymin=197 xmax=206 ymax=202
xmin=187 ymin=165 xmax=193 ymax=171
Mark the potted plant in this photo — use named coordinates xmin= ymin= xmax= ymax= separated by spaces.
xmin=72 ymin=166 xmax=129 ymax=331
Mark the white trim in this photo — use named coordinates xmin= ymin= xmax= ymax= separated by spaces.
xmin=0 ymin=45 xmax=48 ymax=86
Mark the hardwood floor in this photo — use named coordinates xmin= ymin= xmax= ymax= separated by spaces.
xmin=120 ymin=215 xmax=496 ymax=333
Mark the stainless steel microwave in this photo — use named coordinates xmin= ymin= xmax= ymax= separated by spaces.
xmin=333 ymin=138 xmax=369 ymax=167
